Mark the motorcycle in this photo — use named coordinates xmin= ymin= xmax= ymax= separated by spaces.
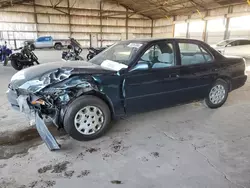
xmin=0 ymin=41 xmax=12 ymax=66
xmin=62 ymin=38 xmax=83 ymax=61
xmin=86 ymin=46 xmax=107 ymax=60
xmin=10 ymin=42 xmax=39 ymax=70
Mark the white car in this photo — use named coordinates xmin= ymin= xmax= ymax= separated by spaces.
xmin=212 ymin=39 xmax=250 ymax=58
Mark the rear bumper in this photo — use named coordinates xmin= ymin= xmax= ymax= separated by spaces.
xmin=231 ymin=75 xmax=247 ymax=91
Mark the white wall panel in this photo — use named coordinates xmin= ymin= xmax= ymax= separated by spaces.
xmin=70 ymin=9 xmax=99 ymax=16
xmin=0 ymin=12 xmax=34 ymax=22
xmin=128 ymin=19 xmax=151 ymax=27
xmin=71 ymin=16 xmax=100 ymax=25
xmin=72 ymin=25 xmax=100 ymax=32
xmin=0 ymin=23 xmax=36 ymax=31
xmin=128 ymin=27 xmax=151 ymax=34
xmin=102 ymin=18 xmax=125 ymax=26
xmin=154 ymin=18 xmax=173 ymax=26
xmin=71 ymin=33 xmax=90 ymax=40
xmin=38 ymin=24 xmax=70 ymax=32
xmin=102 ymin=27 xmax=126 ymax=33
xmin=38 ymin=32 xmax=69 ymax=39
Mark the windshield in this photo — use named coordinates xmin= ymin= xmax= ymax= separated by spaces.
xmin=216 ymin=40 xmax=234 ymax=46
xmin=89 ymin=41 xmax=144 ymax=71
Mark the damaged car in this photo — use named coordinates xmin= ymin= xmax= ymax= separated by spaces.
xmin=7 ymin=38 xmax=247 ymax=150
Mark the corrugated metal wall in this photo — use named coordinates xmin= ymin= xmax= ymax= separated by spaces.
xmin=153 ymin=4 xmax=250 ymax=45
xmin=0 ymin=0 xmax=152 ymax=48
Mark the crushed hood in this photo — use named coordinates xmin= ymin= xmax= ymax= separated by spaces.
xmin=10 ymin=60 xmax=113 ymax=89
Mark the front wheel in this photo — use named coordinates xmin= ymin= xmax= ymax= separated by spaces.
xmin=63 ymin=95 xmax=111 ymax=141
xmin=11 ymin=59 xmax=23 ymax=70
xmin=87 ymin=53 xmax=94 ymax=60
xmin=205 ymin=79 xmax=229 ymax=108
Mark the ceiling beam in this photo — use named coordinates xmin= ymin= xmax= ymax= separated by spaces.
xmin=130 ymin=0 xmax=190 ymax=15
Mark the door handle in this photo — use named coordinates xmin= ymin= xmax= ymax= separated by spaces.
xmin=169 ymin=74 xmax=179 ymax=78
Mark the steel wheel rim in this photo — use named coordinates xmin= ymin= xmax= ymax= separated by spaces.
xmin=74 ymin=106 xmax=104 ymax=135
xmin=209 ymin=84 xmax=226 ymax=105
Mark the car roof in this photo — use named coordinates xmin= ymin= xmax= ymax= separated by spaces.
xmin=123 ymin=38 xmax=205 ymax=43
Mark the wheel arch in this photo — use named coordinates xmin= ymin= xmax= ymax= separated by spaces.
xmin=85 ymin=91 xmax=115 ymax=119
xmin=61 ymin=90 xmax=115 ymax=126
xmin=54 ymin=42 xmax=62 ymax=46
xmin=216 ymin=75 xmax=232 ymax=91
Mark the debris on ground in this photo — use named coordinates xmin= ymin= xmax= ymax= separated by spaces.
xmin=38 ymin=165 xmax=52 ymax=174
xmin=150 ymin=152 xmax=160 ymax=158
xmin=43 ymin=180 xmax=56 ymax=187
xmin=110 ymin=140 xmax=122 ymax=153
xmin=51 ymin=161 xmax=70 ymax=173
xmin=111 ymin=180 xmax=122 ymax=184
xmin=85 ymin=147 xmax=100 ymax=153
xmin=76 ymin=152 xmax=85 ymax=159
xmin=102 ymin=153 xmax=112 ymax=160
xmin=77 ymin=170 xmax=90 ymax=178
xmin=64 ymin=170 xmax=75 ymax=178
xmin=28 ymin=181 xmax=38 ymax=188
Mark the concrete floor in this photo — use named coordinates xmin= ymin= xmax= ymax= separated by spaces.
xmin=0 ymin=50 xmax=250 ymax=188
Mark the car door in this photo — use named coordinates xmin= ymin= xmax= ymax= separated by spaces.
xmin=43 ymin=36 xmax=53 ymax=48
xmin=124 ymin=40 xmax=182 ymax=113
xmin=177 ymin=41 xmax=217 ymax=102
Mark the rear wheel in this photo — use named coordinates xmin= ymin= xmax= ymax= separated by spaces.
xmin=54 ymin=43 xmax=62 ymax=50
xmin=205 ymin=79 xmax=229 ymax=108
xmin=11 ymin=59 xmax=23 ymax=70
xmin=63 ymin=95 xmax=111 ymax=141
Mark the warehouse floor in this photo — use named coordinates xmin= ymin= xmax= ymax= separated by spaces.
xmin=0 ymin=51 xmax=250 ymax=188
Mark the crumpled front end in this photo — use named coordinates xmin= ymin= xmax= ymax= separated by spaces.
xmin=7 ymin=67 xmax=99 ymax=150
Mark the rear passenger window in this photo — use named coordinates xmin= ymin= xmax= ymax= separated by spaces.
xmin=239 ymin=40 xmax=250 ymax=45
xmin=179 ymin=43 xmax=213 ymax=65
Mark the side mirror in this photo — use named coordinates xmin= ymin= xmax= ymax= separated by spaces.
xmin=130 ymin=63 xmax=149 ymax=72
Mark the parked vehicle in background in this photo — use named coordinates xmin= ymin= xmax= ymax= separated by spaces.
xmin=87 ymin=46 xmax=107 ymax=60
xmin=62 ymin=38 xmax=83 ymax=61
xmin=212 ymin=39 xmax=250 ymax=58
xmin=10 ymin=42 xmax=39 ymax=70
xmin=0 ymin=41 xmax=12 ymax=66
xmin=27 ymin=36 xmax=70 ymax=50
xmin=7 ymin=38 xmax=247 ymax=150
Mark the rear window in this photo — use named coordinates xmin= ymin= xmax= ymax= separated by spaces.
xmin=179 ymin=43 xmax=213 ymax=65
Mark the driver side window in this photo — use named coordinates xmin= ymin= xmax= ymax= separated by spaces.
xmin=139 ymin=42 xmax=174 ymax=69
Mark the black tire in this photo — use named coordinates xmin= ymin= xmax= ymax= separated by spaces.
xmin=30 ymin=44 xmax=35 ymax=51
xmin=87 ymin=53 xmax=94 ymax=60
xmin=205 ymin=79 xmax=229 ymax=109
xmin=63 ymin=95 xmax=111 ymax=141
xmin=54 ymin=43 xmax=62 ymax=50
xmin=11 ymin=60 xmax=23 ymax=70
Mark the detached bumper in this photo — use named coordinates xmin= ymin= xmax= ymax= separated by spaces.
xmin=6 ymin=88 xmax=20 ymax=111
xmin=7 ymin=89 xmax=61 ymax=151
xmin=35 ymin=112 xmax=60 ymax=151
